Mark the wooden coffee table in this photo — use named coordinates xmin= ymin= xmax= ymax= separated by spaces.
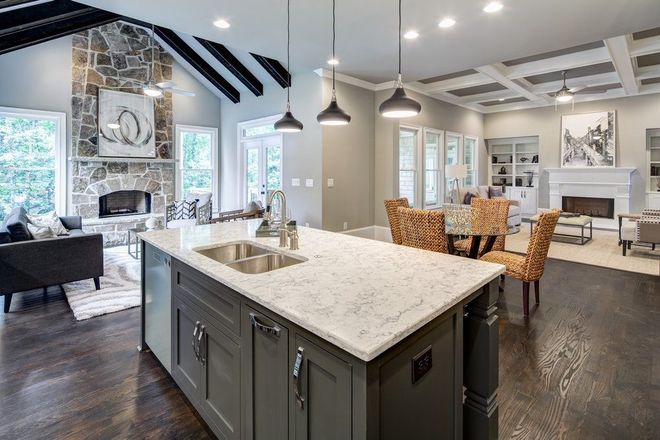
xmin=530 ymin=213 xmax=592 ymax=245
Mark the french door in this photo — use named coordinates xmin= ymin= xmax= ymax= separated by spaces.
xmin=242 ymin=134 xmax=282 ymax=206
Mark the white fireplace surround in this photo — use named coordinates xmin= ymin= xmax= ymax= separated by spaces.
xmin=545 ymin=167 xmax=636 ymax=229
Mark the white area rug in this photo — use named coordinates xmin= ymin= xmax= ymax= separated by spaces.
xmin=506 ymin=223 xmax=660 ymax=276
xmin=63 ymin=246 xmax=140 ymax=321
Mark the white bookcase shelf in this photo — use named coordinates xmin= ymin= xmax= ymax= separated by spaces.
xmin=487 ymin=136 xmax=540 ymax=189
xmin=647 ymin=128 xmax=660 ymax=208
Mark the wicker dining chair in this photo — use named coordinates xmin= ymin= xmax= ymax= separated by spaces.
xmin=397 ymin=207 xmax=448 ymax=253
xmin=481 ymin=209 xmax=560 ymax=316
xmin=454 ymin=198 xmax=510 ymax=256
xmin=384 ymin=198 xmax=410 ymax=244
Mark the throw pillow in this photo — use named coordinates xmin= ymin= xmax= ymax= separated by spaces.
xmin=477 ymin=185 xmax=490 ymax=199
xmin=463 ymin=190 xmax=479 ymax=205
xmin=28 ymin=211 xmax=68 ymax=236
xmin=488 ymin=186 xmax=504 ymax=198
xmin=27 ymin=223 xmax=57 ymax=239
xmin=173 ymin=200 xmax=197 ymax=220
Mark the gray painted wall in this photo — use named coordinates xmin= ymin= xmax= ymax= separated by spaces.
xmin=219 ymin=72 xmax=323 ymax=228
xmin=321 ymin=78 xmax=375 ymax=232
xmin=373 ymin=88 xmax=486 ymax=226
xmin=0 ymin=35 xmax=221 ymax=215
xmin=483 ymin=94 xmax=660 ymax=212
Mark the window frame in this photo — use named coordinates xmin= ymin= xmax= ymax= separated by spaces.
xmin=0 ymin=106 xmax=66 ymax=216
xmin=175 ymin=124 xmax=219 ymax=209
xmin=237 ymin=115 xmax=283 ymax=207
xmin=463 ymin=135 xmax=479 ymax=188
xmin=397 ymin=125 xmax=422 ymax=208
xmin=422 ymin=128 xmax=445 ymax=210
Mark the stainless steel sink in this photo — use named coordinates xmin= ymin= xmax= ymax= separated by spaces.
xmin=194 ymin=241 xmax=305 ymax=274
xmin=195 ymin=242 xmax=270 ymax=264
xmin=226 ymin=253 xmax=305 ymax=274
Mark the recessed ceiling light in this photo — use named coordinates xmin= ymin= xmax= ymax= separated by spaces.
xmin=213 ymin=19 xmax=231 ymax=29
xmin=438 ymin=18 xmax=456 ymax=28
xmin=483 ymin=2 xmax=503 ymax=13
xmin=327 ymin=58 xmax=339 ymax=65
xmin=498 ymin=98 xmax=505 ymax=101
xmin=404 ymin=30 xmax=419 ymax=40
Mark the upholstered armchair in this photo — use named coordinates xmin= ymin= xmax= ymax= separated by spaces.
xmin=165 ymin=191 xmax=213 ymax=229
xmin=621 ymin=209 xmax=660 ymax=255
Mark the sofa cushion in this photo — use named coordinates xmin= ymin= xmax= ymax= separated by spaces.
xmin=185 ymin=191 xmax=212 ymax=208
xmin=172 ymin=200 xmax=197 ymax=220
xmin=4 ymin=207 xmax=32 ymax=242
xmin=488 ymin=186 xmax=504 ymax=198
xmin=28 ymin=211 xmax=68 ymax=236
xmin=27 ymin=223 xmax=58 ymax=239
xmin=67 ymin=229 xmax=86 ymax=237
xmin=463 ymin=190 xmax=479 ymax=205
xmin=477 ymin=186 xmax=490 ymax=199
xmin=508 ymin=204 xmax=521 ymax=217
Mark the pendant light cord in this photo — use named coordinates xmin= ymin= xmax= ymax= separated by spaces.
xmin=151 ymin=24 xmax=155 ymax=82
xmin=398 ymin=0 xmax=402 ymax=77
xmin=332 ymin=0 xmax=336 ymax=92
xmin=286 ymin=0 xmax=291 ymax=109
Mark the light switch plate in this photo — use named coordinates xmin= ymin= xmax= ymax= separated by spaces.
xmin=292 ymin=178 xmax=300 ymax=187
xmin=327 ymin=178 xmax=334 ymax=188
xmin=305 ymin=179 xmax=314 ymax=187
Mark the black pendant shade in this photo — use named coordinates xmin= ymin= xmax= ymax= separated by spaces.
xmin=275 ymin=110 xmax=304 ymax=132
xmin=275 ymin=0 xmax=303 ymax=133
xmin=317 ymin=0 xmax=351 ymax=126
xmin=379 ymin=83 xmax=421 ymax=118
xmin=379 ymin=0 xmax=421 ymax=118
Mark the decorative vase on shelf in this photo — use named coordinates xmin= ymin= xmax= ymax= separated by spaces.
xmin=499 ymin=166 xmax=507 ymax=175
xmin=524 ymin=171 xmax=534 ymax=187
xmin=532 ymin=154 xmax=539 ymax=163
xmin=492 ymin=155 xmax=498 ymax=163
xmin=520 ymin=157 xmax=529 ymax=163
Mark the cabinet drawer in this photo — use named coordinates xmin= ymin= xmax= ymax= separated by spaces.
xmin=173 ymin=260 xmax=241 ymax=337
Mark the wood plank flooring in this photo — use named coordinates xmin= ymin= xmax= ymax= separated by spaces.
xmin=0 ymin=258 xmax=658 ymax=439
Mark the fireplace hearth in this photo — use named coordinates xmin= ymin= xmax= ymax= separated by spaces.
xmin=562 ymin=196 xmax=614 ymax=219
xmin=99 ymin=190 xmax=152 ymax=218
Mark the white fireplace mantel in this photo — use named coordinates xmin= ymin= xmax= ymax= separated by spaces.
xmin=544 ymin=167 xmax=636 ymax=229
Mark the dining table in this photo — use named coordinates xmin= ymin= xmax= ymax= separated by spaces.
xmin=446 ymin=224 xmax=520 ymax=259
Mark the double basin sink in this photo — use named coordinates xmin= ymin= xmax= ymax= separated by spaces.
xmin=195 ymin=241 xmax=306 ymax=274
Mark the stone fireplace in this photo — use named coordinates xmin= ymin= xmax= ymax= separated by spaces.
xmin=99 ymin=190 xmax=152 ymax=218
xmin=68 ymin=21 xmax=175 ymax=246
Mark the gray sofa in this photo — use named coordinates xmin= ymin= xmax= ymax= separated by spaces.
xmin=0 ymin=207 xmax=104 ymax=313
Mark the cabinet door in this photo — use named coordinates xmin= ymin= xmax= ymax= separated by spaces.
xmin=200 ymin=322 xmax=241 ymax=440
xmin=292 ymin=335 xmax=352 ymax=440
xmin=172 ymin=297 xmax=202 ymax=405
xmin=243 ymin=306 xmax=289 ymax=440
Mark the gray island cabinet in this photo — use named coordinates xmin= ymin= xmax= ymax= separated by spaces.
xmin=139 ymin=221 xmax=504 ymax=440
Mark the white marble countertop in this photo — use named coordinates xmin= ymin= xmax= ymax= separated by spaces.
xmin=139 ymin=220 xmax=505 ymax=362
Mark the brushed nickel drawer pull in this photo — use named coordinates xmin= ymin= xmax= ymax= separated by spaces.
xmin=250 ymin=313 xmax=281 ymax=337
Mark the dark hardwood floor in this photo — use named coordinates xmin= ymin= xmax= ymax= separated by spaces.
xmin=0 ymin=258 xmax=658 ymax=439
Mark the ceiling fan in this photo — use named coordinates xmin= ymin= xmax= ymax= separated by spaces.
xmin=133 ymin=24 xmax=195 ymax=98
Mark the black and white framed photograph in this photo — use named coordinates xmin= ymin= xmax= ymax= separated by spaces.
xmin=98 ymin=89 xmax=156 ymax=158
xmin=560 ymin=111 xmax=615 ymax=168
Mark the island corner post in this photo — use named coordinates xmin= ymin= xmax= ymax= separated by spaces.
xmin=463 ymin=278 xmax=500 ymax=440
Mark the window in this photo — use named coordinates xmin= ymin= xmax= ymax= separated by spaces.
xmin=0 ymin=107 xmax=65 ymax=220
xmin=445 ymin=132 xmax=463 ymax=191
xmin=464 ymin=136 xmax=478 ymax=187
xmin=238 ymin=116 xmax=283 ymax=206
xmin=398 ymin=127 xmax=419 ymax=207
xmin=176 ymin=125 xmax=218 ymax=208
xmin=423 ymin=129 xmax=444 ymax=209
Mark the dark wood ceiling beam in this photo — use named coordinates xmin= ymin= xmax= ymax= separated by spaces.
xmin=250 ymin=53 xmax=290 ymax=88
xmin=0 ymin=3 xmax=119 ymax=55
xmin=195 ymin=37 xmax=263 ymax=96
xmin=154 ymin=26 xmax=240 ymax=103
xmin=0 ymin=0 xmax=40 ymax=10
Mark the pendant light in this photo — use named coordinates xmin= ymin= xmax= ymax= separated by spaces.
xmin=274 ymin=0 xmax=304 ymax=132
xmin=317 ymin=0 xmax=351 ymax=125
xmin=378 ymin=0 xmax=421 ymax=118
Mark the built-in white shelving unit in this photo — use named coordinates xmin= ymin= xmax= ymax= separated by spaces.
xmin=646 ymin=128 xmax=660 ymax=209
xmin=487 ymin=136 xmax=540 ymax=189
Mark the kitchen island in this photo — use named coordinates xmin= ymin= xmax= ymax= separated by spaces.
xmin=139 ymin=219 xmax=504 ymax=440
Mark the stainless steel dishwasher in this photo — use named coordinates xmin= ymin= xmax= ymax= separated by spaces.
xmin=144 ymin=243 xmax=172 ymax=372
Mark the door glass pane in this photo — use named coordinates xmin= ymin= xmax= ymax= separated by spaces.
xmin=464 ymin=137 xmax=476 ymax=186
xmin=0 ymin=115 xmax=57 ymax=220
xmin=265 ymin=139 xmax=281 ymax=192
xmin=424 ymin=133 xmax=440 ymax=207
xmin=245 ymin=147 xmax=260 ymax=203
xmin=399 ymin=129 xmax=417 ymax=207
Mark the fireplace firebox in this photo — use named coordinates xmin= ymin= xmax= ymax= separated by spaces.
xmin=99 ymin=190 xmax=151 ymax=218
xmin=562 ymin=196 xmax=614 ymax=219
